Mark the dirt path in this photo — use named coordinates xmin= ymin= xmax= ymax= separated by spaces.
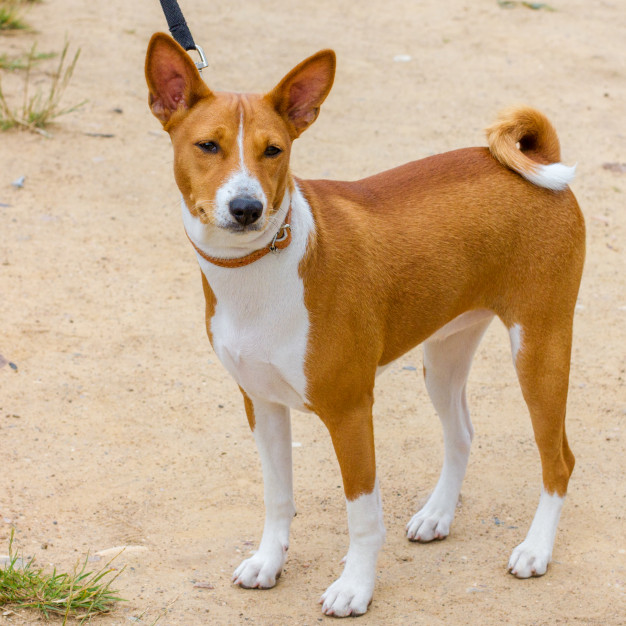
xmin=1 ymin=0 xmax=624 ymax=623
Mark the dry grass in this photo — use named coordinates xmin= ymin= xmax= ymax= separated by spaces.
xmin=0 ymin=40 xmax=84 ymax=133
xmin=0 ymin=49 xmax=54 ymax=70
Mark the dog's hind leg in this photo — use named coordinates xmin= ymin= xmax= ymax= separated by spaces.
xmin=232 ymin=393 xmax=296 ymax=589
xmin=406 ymin=311 xmax=493 ymax=542
xmin=507 ymin=318 xmax=576 ymax=578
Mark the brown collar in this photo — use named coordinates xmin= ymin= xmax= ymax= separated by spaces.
xmin=186 ymin=207 xmax=292 ymax=268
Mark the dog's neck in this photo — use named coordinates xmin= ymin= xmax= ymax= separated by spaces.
xmin=186 ymin=182 xmax=315 ymax=306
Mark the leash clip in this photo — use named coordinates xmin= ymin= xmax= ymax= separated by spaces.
xmin=269 ymin=222 xmax=290 ymax=253
xmin=191 ymin=45 xmax=208 ymax=73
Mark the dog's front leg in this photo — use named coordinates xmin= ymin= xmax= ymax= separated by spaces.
xmin=319 ymin=402 xmax=386 ymax=617
xmin=232 ymin=393 xmax=295 ymax=589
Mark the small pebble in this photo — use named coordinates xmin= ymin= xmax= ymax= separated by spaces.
xmin=602 ymin=162 xmax=626 ymax=173
xmin=193 ymin=581 xmax=215 ymax=589
xmin=96 ymin=545 xmax=147 ymax=557
xmin=591 ymin=215 xmax=611 ymax=225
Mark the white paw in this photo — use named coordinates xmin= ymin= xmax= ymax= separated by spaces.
xmin=320 ymin=573 xmax=374 ymax=617
xmin=233 ymin=548 xmax=285 ymax=589
xmin=406 ymin=508 xmax=453 ymax=542
xmin=508 ymin=541 xmax=550 ymax=578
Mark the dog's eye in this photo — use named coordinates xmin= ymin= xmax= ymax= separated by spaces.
xmin=264 ymin=145 xmax=282 ymax=158
xmin=197 ymin=141 xmax=220 ymax=154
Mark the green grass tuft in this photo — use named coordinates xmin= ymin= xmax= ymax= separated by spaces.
xmin=0 ymin=528 xmax=125 ymax=623
xmin=497 ymin=0 xmax=555 ymax=9
xmin=0 ymin=1 xmax=28 ymax=30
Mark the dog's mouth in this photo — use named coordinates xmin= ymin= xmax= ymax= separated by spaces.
xmin=189 ymin=200 xmax=282 ymax=249
xmin=224 ymin=222 xmax=264 ymax=234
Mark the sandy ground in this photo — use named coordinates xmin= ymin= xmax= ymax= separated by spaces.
xmin=1 ymin=0 xmax=625 ymax=623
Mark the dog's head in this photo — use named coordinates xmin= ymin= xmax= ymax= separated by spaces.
xmin=145 ymin=33 xmax=335 ymax=246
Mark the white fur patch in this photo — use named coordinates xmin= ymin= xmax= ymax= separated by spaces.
xmin=233 ymin=399 xmax=295 ymax=588
xmin=237 ymin=109 xmax=245 ymax=164
xmin=213 ymin=113 xmax=267 ymax=228
xmin=509 ymin=489 xmax=564 ymax=578
xmin=509 ymin=323 xmax=523 ymax=369
xmin=320 ymin=481 xmax=385 ymax=617
xmin=522 ymin=162 xmax=576 ymax=191
xmin=189 ymin=184 xmax=314 ymax=412
xmin=407 ymin=311 xmax=493 ymax=542
xmin=214 ymin=169 xmax=266 ymax=227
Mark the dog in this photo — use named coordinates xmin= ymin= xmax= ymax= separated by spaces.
xmin=145 ymin=33 xmax=585 ymax=617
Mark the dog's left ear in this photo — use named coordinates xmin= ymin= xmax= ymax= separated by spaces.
xmin=145 ymin=32 xmax=212 ymax=126
xmin=266 ymin=50 xmax=336 ymax=138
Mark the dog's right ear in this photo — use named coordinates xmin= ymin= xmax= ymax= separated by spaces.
xmin=145 ymin=33 xmax=212 ymax=126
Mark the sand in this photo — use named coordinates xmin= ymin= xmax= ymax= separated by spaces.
xmin=1 ymin=0 xmax=625 ymax=623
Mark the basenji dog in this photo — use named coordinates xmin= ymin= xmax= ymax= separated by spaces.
xmin=145 ymin=33 xmax=585 ymax=617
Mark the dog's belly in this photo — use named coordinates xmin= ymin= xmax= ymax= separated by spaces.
xmin=211 ymin=311 xmax=310 ymax=412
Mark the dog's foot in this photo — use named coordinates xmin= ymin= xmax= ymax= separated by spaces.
xmin=508 ymin=540 xmax=550 ymax=578
xmin=319 ymin=572 xmax=374 ymax=617
xmin=232 ymin=545 xmax=286 ymax=589
xmin=406 ymin=506 xmax=453 ymax=542
xmin=508 ymin=489 xmax=563 ymax=578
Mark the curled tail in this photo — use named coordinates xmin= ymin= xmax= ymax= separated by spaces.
xmin=486 ymin=106 xmax=575 ymax=191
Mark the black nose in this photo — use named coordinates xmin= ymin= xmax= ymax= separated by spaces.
xmin=229 ymin=197 xmax=263 ymax=226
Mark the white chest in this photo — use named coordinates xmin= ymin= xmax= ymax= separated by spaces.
xmin=209 ymin=280 xmax=310 ymax=411
xmin=187 ymin=186 xmax=314 ymax=412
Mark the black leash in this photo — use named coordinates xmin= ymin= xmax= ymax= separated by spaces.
xmin=158 ymin=0 xmax=207 ymax=72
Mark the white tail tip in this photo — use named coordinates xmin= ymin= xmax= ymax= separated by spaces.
xmin=523 ymin=162 xmax=576 ymax=191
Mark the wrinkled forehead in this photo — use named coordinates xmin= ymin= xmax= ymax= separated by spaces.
xmin=171 ymin=92 xmax=289 ymax=145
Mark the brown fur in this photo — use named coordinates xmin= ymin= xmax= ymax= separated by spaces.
xmin=146 ymin=33 xmax=585 ymax=505
xmin=299 ymin=148 xmax=584 ymax=499
xmin=240 ymin=387 xmax=256 ymax=431
xmin=486 ymin=106 xmax=562 ymax=175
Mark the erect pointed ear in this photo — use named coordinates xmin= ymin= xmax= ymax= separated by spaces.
xmin=266 ymin=49 xmax=336 ymax=138
xmin=145 ymin=32 xmax=212 ymax=125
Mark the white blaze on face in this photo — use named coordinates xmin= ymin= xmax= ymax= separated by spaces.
xmin=214 ymin=110 xmax=267 ymax=228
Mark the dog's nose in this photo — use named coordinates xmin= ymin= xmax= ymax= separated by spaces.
xmin=229 ymin=197 xmax=263 ymax=226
